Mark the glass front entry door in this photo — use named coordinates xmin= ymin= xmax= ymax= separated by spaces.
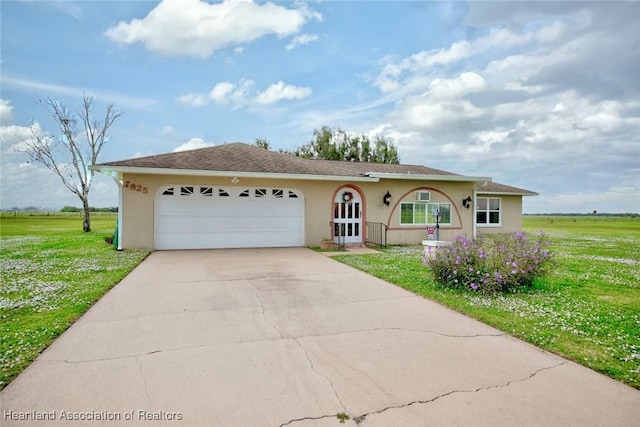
xmin=333 ymin=191 xmax=362 ymax=244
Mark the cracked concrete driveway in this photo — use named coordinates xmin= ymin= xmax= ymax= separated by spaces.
xmin=2 ymin=248 xmax=639 ymax=426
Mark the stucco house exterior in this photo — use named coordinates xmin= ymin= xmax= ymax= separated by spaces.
xmin=91 ymin=142 xmax=537 ymax=250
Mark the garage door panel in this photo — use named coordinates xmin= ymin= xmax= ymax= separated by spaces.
xmin=155 ymin=186 xmax=304 ymax=249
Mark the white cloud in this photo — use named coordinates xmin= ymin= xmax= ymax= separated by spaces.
xmin=0 ymin=99 xmax=13 ymax=124
xmin=51 ymin=1 xmax=84 ymax=20
xmin=254 ymin=81 xmax=312 ymax=104
xmin=286 ymin=33 xmax=319 ymax=51
xmin=161 ymin=125 xmax=174 ymax=135
xmin=429 ymin=72 xmax=486 ymax=100
xmin=175 ymin=92 xmax=209 ymax=107
xmin=390 ymin=72 xmax=487 ymax=131
xmin=176 ymin=79 xmax=311 ymax=109
xmin=0 ymin=160 xmax=72 ymax=209
xmin=0 ymin=122 xmax=89 ymax=209
xmin=0 ymin=123 xmax=47 ymax=154
xmin=1 ymin=76 xmax=158 ymax=110
xmin=209 ymin=82 xmax=236 ymax=105
xmin=372 ymin=22 xmax=569 ymax=94
xmin=172 ymin=137 xmax=214 ymax=152
xmin=357 ymin=4 xmax=640 ymax=213
xmin=105 ymin=0 xmax=321 ymax=58
xmin=227 ymin=79 xmax=256 ymax=108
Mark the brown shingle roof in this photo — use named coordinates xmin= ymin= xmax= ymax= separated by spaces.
xmin=96 ymin=142 xmax=460 ymax=177
xmin=95 ymin=142 xmax=537 ymax=194
xmin=476 ymin=181 xmax=538 ymax=196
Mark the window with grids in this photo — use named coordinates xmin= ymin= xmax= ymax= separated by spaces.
xmin=476 ymin=197 xmax=501 ymax=225
xmin=400 ymin=203 xmax=451 ymax=225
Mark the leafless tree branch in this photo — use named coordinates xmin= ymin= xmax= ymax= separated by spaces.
xmin=16 ymin=94 xmax=123 ymax=232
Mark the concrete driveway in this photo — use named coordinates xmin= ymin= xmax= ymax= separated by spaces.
xmin=2 ymin=248 xmax=639 ymax=426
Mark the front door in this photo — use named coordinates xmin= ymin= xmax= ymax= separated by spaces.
xmin=333 ymin=190 xmax=362 ymax=244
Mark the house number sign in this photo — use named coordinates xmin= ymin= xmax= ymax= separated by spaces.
xmin=124 ymin=181 xmax=149 ymax=194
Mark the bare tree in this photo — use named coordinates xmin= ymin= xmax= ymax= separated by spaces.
xmin=18 ymin=95 xmax=122 ymax=232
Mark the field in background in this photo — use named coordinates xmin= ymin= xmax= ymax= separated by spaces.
xmin=0 ymin=213 xmax=149 ymax=389
xmin=523 ymin=214 xmax=639 ymax=237
xmin=335 ymin=215 xmax=640 ymax=388
xmin=1 ymin=211 xmax=118 ymax=235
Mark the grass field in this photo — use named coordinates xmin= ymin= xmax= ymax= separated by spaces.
xmin=334 ymin=215 xmax=640 ymax=389
xmin=0 ymin=213 xmax=150 ymax=390
xmin=1 ymin=214 xmax=638 ymax=390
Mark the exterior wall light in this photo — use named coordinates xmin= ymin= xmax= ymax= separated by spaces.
xmin=462 ymin=196 xmax=472 ymax=209
xmin=383 ymin=191 xmax=392 ymax=206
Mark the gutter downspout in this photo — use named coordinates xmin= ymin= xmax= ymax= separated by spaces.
xmin=110 ymin=172 xmax=124 ymax=251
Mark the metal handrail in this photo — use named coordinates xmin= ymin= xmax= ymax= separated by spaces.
xmin=366 ymin=222 xmax=388 ymax=247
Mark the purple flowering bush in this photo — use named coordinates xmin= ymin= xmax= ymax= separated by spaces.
xmin=424 ymin=232 xmax=553 ymax=293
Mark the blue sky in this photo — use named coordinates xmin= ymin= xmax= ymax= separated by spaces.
xmin=1 ymin=0 xmax=639 ymax=213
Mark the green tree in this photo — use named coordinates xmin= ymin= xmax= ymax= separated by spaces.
xmin=254 ymin=138 xmax=271 ymax=149
xmin=371 ymin=135 xmax=400 ymax=164
xmin=60 ymin=206 xmax=81 ymax=212
xmin=293 ymin=126 xmax=399 ymax=164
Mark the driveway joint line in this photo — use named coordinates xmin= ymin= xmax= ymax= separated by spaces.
xmin=81 ymin=287 xmax=417 ymax=325
xmin=53 ymin=327 xmax=506 ymax=364
xmin=289 ymin=327 xmax=506 ymax=341
xmin=78 ymin=304 xmax=259 ymax=324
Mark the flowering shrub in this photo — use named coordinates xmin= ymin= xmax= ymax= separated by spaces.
xmin=423 ymin=232 xmax=553 ymax=293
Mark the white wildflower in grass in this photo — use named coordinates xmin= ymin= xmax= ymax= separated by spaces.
xmin=0 ymin=278 xmax=70 ymax=311
xmin=0 ymin=225 xmax=149 ymax=389
xmin=336 ymin=217 xmax=640 ymax=388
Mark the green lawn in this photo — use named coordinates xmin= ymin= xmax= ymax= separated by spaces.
xmin=334 ymin=215 xmax=640 ymax=389
xmin=1 ymin=213 xmax=638 ymax=390
xmin=0 ymin=213 xmax=150 ymax=390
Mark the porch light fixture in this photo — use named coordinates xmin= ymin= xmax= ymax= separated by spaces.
xmin=462 ymin=196 xmax=472 ymax=209
xmin=383 ymin=191 xmax=392 ymax=206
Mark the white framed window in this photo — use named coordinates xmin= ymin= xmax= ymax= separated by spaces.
xmin=476 ymin=197 xmax=501 ymax=226
xmin=415 ymin=191 xmax=431 ymax=202
xmin=400 ymin=203 xmax=451 ymax=225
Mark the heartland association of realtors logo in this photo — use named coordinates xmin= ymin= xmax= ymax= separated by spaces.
xmin=3 ymin=409 xmax=183 ymax=422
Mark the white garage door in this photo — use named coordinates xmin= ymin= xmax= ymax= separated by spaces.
xmin=155 ymin=185 xmax=304 ymax=250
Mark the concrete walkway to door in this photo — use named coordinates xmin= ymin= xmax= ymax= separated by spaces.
xmin=2 ymin=248 xmax=639 ymax=426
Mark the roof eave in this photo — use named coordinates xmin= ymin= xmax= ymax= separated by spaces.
xmin=90 ymin=165 xmax=379 ymax=182
xmin=366 ymin=172 xmax=492 ymax=182
xmin=476 ymin=190 xmax=539 ymax=196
